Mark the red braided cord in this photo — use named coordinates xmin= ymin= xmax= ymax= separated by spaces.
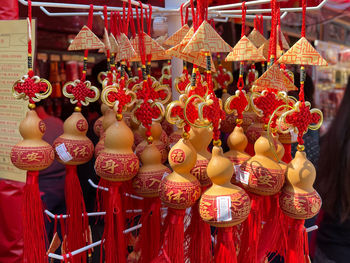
xmin=301 ymin=0 xmax=306 ymax=38
xmin=277 ymin=3 xmax=283 ymax=52
xmin=260 ymin=15 xmax=264 ymax=34
xmin=125 ymin=0 xmax=132 ymax=35
xmin=145 ymin=4 xmax=153 ymax=62
xmin=28 ymin=0 xmax=32 ymax=56
xmin=241 ymin=2 xmax=246 ymax=38
xmin=190 ymin=0 xmax=197 ymax=30
xmin=254 ymin=15 xmax=258 ymax=30
xmin=130 ymin=5 xmax=136 ymax=38
xmin=180 ymin=3 xmax=184 ymax=26
xmin=103 ymin=6 xmax=111 ymax=61
xmin=122 ymin=2 xmax=126 ymax=34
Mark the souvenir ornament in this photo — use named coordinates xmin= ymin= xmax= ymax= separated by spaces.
xmin=10 ymin=1 xmax=53 ymax=262
xmin=190 ymin=18 xmax=250 ymax=260
xmin=164 ymin=4 xmax=190 ymax=47
xmin=95 ymin=61 xmax=139 ymax=263
xmin=51 ymin=6 xmax=100 ymax=261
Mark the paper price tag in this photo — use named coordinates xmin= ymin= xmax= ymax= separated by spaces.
xmin=216 ymin=196 xmax=232 ymax=222
xmin=290 ymin=130 xmax=298 ymax=143
xmin=162 ymin=172 xmax=169 ymax=180
xmin=239 ymin=170 xmax=250 ymax=185
xmin=234 ymin=165 xmax=250 ymax=185
xmin=234 ymin=164 xmax=241 ymax=182
xmin=55 ymin=143 xmax=73 ymax=163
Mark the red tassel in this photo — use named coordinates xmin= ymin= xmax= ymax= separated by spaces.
xmin=245 ymin=142 xmax=255 ymax=156
xmin=185 ymin=202 xmax=212 ymax=263
xmin=65 ymin=165 xmax=87 ymax=263
xmin=135 ymin=197 xmax=162 ymax=263
xmin=215 ymin=227 xmax=237 ymax=263
xmin=22 ymin=171 xmax=47 ymax=263
xmin=257 ymin=195 xmax=287 ymax=261
xmin=160 ymin=208 xmax=186 ymax=263
xmin=103 ymin=180 xmax=127 ymax=263
xmin=282 ymin=143 xmax=292 ymax=163
xmin=286 ymin=218 xmax=307 ymax=263
xmin=238 ymin=194 xmax=263 ymax=263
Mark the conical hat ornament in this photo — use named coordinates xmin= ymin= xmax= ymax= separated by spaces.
xmin=182 ymin=20 xmax=232 ymax=54
xmin=226 ymin=36 xmax=266 ymax=62
xmin=247 ymin=29 xmax=267 ymax=49
xmin=164 ymin=4 xmax=190 ymax=46
xmin=164 ymin=24 xmax=190 ymax=46
xmin=166 ymin=27 xmax=216 ymax=71
xmin=277 ymin=37 xmax=328 ymax=66
xmin=130 ymin=32 xmax=166 ymax=61
xmin=68 ymin=25 xmax=104 ymax=51
xmin=252 ymin=63 xmax=298 ymax=92
xmin=10 ymin=2 xmax=54 ymax=262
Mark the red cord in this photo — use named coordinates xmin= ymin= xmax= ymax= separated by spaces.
xmin=260 ymin=15 xmax=264 ymax=34
xmin=125 ymin=0 xmax=132 ymax=35
xmin=301 ymin=0 xmax=306 ymax=37
xmin=180 ymin=3 xmax=184 ymax=26
xmin=190 ymin=0 xmax=197 ymax=30
xmin=130 ymin=5 xmax=136 ymax=38
xmin=241 ymin=2 xmax=246 ymax=38
xmin=28 ymin=0 xmax=32 ymax=56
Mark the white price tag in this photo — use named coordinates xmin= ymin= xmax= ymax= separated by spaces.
xmin=55 ymin=143 xmax=73 ymax=163
xmin=234 ymin=165 xmax=250 ymax=185
xmin=216 ymin=196 xmax=232 ymax=222
xmin=239 ymin=170 xmax=250 ymax=185
xmin=162 ymin=172 xmax=169 ymax=180
xmin=234 ymin=164 xmax=241 ymax=182
xmin=290 ymin=130 xmax=298 ymax=143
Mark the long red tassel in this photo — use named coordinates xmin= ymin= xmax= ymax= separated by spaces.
xmin=160 ymin=208 xmax=186 ymax=263
xmin=215 ymin=227 xmax=237 ymax=263
xmin=238 ymin=194 xmax=263 ymax=263
xmin=245 ymin=142 xmax=255 ymax=156
xmin=185 ymin=202 xmax=212 ymax=263
xmin=286 ymin=219 xmax=307 ymax=263
xmin=136 ymin=198 xmax=162 ymax=263
xmin=23 ymin=171 xmax=47 ymax=263
xmin=65 ymin=165 xmax=87 ymax=263
xmin=282 ymin=143 xmax=292 ymax=163
xmin=103 ymin=180 xmax=127 ymax=263
xmin=257 ymin=195 xmax=287 ymax=262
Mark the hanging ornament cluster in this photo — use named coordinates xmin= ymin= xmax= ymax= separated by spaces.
xmin=10 ymin=0 xmax=329 ymax=262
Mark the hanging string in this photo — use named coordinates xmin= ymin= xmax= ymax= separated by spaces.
xmin=180 ymin=3 xmax=185 ymax=26
xmin=130 ymin=6 xmax=136 ymax=38
xmin=190 ymin=0 xmax=197 ymax=30
xmin=27 ymin=0 xmax=33 ymax=75
xmin=301 ymin=0 xmax=306 ymax=38
xmin=254 ymin=15 xmax=258 ymax=30
xmin=299 ymin=0 xmax=307 ymax=102
xmin=103 ymin=6 xmax=111 ymax=72
xmin=260 ymin=15 xmax=264 ymax=34
xmin=81 ymin=5 xmax=93 ymax=81
xmin=241 ymin=2 xmax=246 ymax=38
xmin=125 ymin=1 xmax=131 ymax=35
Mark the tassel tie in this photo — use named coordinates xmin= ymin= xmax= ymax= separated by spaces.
xmin=215 ymin=227 xmax=238 ymax=263
xmin=23 ymin=171 xmax=47 ymax=263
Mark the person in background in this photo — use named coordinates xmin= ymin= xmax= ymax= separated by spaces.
xmin=313 ymin=76 xmax=350 ymax=263
xmin=35 ymin=101 xmax=66 ymax=241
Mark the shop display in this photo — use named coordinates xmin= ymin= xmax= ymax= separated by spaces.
xmin=5 ymin=0 xmax=330 ymax=262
